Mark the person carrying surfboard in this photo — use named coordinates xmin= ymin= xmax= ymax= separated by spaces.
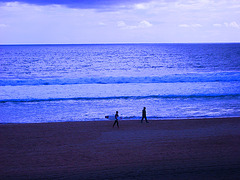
xmin=112 ymin=111 xmax=119 ymax=128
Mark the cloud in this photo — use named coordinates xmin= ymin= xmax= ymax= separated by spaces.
xmin=0 ymin=0 xmax=152 ymax=9
xmin=98 ymin=22 xmax=106 ymax=26
xmin=117 ymin=21 xmax=127 ymax=28
xmin=179 ymin=24 xmax=202 ymax=28
xmin=179 ymin=24 xmax=190 ymax=28
xmin=117 ymin=20 xmax=152 ymax=29
xmin=213 ymin=23 xmax=222 ymax=27
xmin=0 ymin=23 xmax=8 ymax=28
xmin=224 ymin=21 xmax=240 ymax=29
xmin=134 ymin=3 xmax=148 ymax=10
xmin=139 ymin=20 xmax=152 ymax=28
xmin=213 ymin=22 xmax=240 ymax=29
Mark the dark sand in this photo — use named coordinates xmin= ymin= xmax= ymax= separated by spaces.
xmin=1 ymin=118 xmax=240 ymax=179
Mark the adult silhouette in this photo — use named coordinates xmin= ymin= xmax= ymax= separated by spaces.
xmin=141 ymin=107 xmax=149 ymax=123
xmin=113 ymin=111 xmax=119 ymax=128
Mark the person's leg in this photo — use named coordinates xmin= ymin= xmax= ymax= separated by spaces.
xmin=141 ymin=117 xmax=143 ymax=123
xmin=145 ymin=117 xmax=149 ymax=123
xmin=113 ymin=120 xmax=116 ymax=127
xmin=116 ymin=120 xmax=119 ymax=128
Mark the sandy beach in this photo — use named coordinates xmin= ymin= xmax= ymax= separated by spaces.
xmin=1 ymin=117 xmax=240 ymax=179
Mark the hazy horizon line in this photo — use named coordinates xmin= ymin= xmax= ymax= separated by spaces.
xmin=1 ymin=42 xmax=240 ymax=46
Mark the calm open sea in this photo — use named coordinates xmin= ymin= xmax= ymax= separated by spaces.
xmin=0 ymin=43 xmax=240 ymax=123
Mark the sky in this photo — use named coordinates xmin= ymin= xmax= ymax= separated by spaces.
xmin=0 ymin=0 xmax=240 ymax=44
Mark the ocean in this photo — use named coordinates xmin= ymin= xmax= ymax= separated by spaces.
xmin=0 ymin=43 xmax=240 ymax=123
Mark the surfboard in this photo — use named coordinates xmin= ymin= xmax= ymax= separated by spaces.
xmin=105 ymin=115 xmax=122 ymax=120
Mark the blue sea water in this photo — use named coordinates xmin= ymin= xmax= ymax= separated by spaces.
xmin=0 ymin=43 xmax=240 ymax=123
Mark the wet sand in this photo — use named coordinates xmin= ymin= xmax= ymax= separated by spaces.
xmin=1 ymin=117 xmax=240 ymax=179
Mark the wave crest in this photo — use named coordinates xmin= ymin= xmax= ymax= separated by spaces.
xmin=1 ymin=94 xmax=240 ymax=103
xmin=1 ymin=72 xmax=240 ymax=86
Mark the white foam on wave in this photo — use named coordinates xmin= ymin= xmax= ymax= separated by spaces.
xmin=1 ymin=81 xmax=240 ymax=103
xmin=0 ymin=72 xmax=240 ymax=86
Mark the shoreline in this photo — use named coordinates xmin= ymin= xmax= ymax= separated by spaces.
xmin=1 ymin=117 xmax=240 ymax=179
xmin=1 ymin=116 xmax=240 ymax=125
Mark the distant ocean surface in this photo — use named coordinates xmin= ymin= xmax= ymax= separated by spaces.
xmin=0 ymin=43 xmax=240 ymax=123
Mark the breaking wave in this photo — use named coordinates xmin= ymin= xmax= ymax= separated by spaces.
xmin=1 ymin=72 xmax=240 ymax=86
xmin=1 ymin=93 xmax=240 ymax=103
